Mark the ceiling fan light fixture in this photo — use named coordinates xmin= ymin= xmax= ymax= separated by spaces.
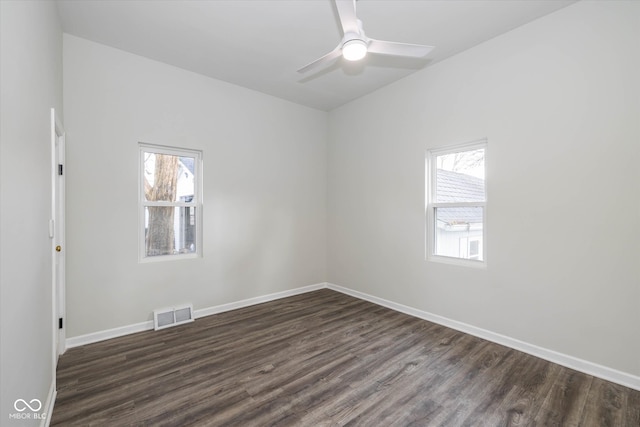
xmin=342 ymin=39 xmax=367 ymax=61
xmin=297 ymin=0 xmax=433 ymax=74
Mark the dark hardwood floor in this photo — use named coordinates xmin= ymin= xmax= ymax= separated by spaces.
xmin=52 ymin=289 xmax=640 ymax=426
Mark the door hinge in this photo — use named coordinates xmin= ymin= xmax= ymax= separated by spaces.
xmin=58 ymin=317 xmax=63 ymax=329
xmin=58 ymin=164 xmax=63 ymax=176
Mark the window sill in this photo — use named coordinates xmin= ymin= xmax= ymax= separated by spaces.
xmin=427 ymin=255 xmax=486 ymax=269
xmin=139 ymin=252 xmax=200 ymax=263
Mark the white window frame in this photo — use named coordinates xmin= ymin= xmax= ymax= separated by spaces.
xmin=139 ymin=143 xmax=203 ymax=263
xmin=426 ymin=139 xmax=487 ymax=268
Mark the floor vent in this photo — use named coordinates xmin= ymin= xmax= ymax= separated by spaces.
xmin=153 ymin=304 xmax=194 ymax=330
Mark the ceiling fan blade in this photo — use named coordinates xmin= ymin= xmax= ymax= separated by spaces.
xmin=367 ymin=39 xmax=434 ymax=58
xmin=335 ymin=0 xmax=359 ymax=35
xmin=297 ymin=45 xmax=342 ymax=74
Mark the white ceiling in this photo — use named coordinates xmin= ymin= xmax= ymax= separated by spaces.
xmin=56 ymin=0 xmax=575 ymax=111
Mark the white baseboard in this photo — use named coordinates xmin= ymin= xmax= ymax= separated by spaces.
xmin=41 ymin=380 xmax=56 ymax=427
xmin=65 ymin=283 xmax=327 ymax=349
xmin=194 ymin=283 xmax=325 ymax=318
xmin=326 ymin=282 xmax=640 ymax=391
xmin=63 ymin=281 xmax=639 ymax=391
xmin=66 ymin=320 xmax=154 ymax=349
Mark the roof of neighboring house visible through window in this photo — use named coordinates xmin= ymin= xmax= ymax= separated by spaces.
xmin=436 ymin=169 xmax=484 ymax=225
xmin=180 ymin=157 xmax=195 ymax=175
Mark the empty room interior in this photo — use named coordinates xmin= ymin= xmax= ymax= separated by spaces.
xmin=1 ymin=0 xmax=639 ymax=425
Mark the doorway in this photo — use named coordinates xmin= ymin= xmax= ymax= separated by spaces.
xmin=51 ymin=108 xmax=65 ymax=359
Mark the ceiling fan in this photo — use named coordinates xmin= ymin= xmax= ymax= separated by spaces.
xmin=298 ymin=0 xmax=434 ymax=74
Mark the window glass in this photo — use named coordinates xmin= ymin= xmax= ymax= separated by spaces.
xmin=427 ymin=141 xmax=486 ymax=265
xmin=140 ymin=144 xmax=201 ymax=261
xmin=435 ymin=148 xmax=485 ymax=203
xmin=434 ymin=207 xmax=484 ymax=261
xmin=144 ymin=207 xmax=197 ymax=256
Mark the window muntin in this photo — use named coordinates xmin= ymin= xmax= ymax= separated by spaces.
xmin=139 ymin=144 xmax=202 ymax=261
xmin=427 ymin=141 xmax=486 ymax=266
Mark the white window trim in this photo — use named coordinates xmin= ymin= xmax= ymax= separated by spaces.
xmin=426 ymin=139 xmax=487 ymax=268
xmin=138 ymin=143 xmax=203 ymax=263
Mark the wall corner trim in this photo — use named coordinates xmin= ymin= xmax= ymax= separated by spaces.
xmin=326 ymin=282 xmax=640 ymax=392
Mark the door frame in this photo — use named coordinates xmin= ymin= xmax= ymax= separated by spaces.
xmin=51 ymin=108 xmax=66 ymax=362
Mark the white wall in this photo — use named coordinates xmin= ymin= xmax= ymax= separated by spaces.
xmin=63 ymin=35 xmax=327 ymax=337
xmin=328 ymin=0 xmax=640 ymax=377
xmin=0 ymin=1 xmax=63 ymax=423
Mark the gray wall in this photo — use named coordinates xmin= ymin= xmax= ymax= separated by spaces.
xmin=0 ymin=1 xmax=63 ymax=423
xmin=63 ymin=35 xmax=328 ymax=337
xmin=327 ymin=0 xmax=640 ymax=376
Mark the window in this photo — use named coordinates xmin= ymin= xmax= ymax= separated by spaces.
xmin=139 ymin=143 xmax=202 ymax=262
xmin=426 ymin=140 xmax=486 ymax=266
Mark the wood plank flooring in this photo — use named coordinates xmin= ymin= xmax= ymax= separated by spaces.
xmin=52 ymin=289 xmax=640 ymax=426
